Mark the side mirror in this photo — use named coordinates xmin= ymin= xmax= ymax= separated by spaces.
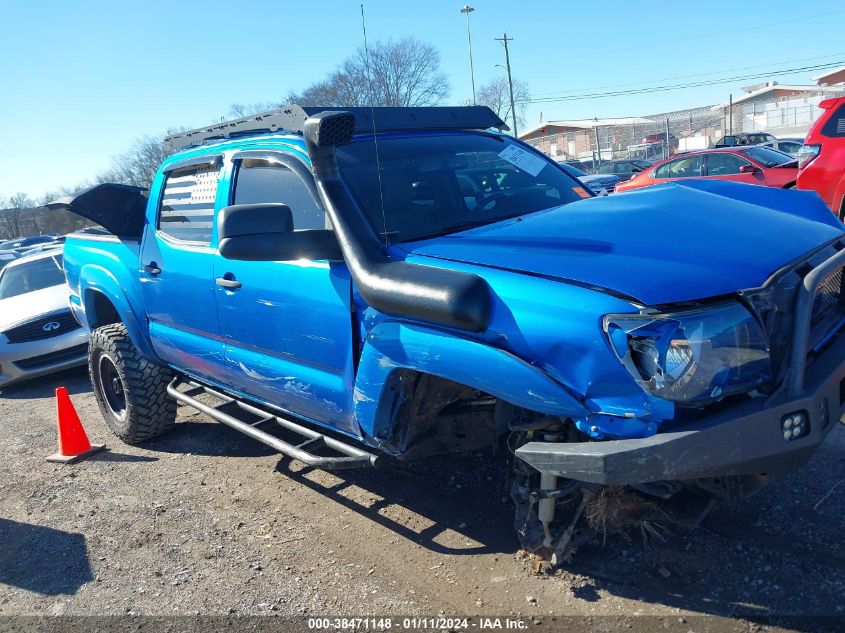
xmin=738 ymin=165 xmax=760 ymax=175
xmin=217 ymin=203 xmax=341 ymax=261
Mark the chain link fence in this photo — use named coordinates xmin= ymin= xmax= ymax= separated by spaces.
xmin=523 ymin=88 xmax=845 ymax=165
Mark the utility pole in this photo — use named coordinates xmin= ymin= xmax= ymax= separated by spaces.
xmin=728 ymin=94 xmax=733 ymax=135
xmin=460 ymin=6 xmax=477 ymax=105
xmin=495 ymin=32 xmax=518 ymax=137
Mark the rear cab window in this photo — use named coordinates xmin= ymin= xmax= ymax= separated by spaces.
xmin=157 ymin=161 xmax=222 ymax=244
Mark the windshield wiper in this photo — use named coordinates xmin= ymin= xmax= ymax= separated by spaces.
xmin=406 ymin=220 xmax=494 ymax=242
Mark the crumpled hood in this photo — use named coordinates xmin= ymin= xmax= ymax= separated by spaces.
xmin=401 ymin=180 xmax=845 ymax=305
xmin=0 ymin=285 xmax=70 ymax=331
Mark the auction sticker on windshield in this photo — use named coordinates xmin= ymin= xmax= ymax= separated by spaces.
xmin=498 ymin=145 xmax=547 ymax=177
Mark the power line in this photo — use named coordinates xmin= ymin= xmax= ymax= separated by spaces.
xmin=528 ymin=52 xmax=845 ymax=98
xmin=525 ymin=60 xmax=845 ymax=104
xmin=535 ymin=9 xmax=844 ymax=64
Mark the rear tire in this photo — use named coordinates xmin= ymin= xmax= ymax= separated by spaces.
xmin=89 ymin=323 xmax=176 ymax=444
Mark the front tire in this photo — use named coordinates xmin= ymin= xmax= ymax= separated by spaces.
xmin=89 ymin=323 xmax=176 ymax=444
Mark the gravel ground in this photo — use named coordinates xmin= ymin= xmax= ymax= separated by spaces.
xmin=1 ymin=367 xmax=845 ymax=631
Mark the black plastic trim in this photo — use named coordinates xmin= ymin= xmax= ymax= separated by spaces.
xmin=303 ymin=111 xmax=492 ymax=333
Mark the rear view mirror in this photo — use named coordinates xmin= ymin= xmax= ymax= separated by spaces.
xmin=217 ymin=203 xmax=341 ymax=261
xmin=738 ymin=165 xmax=760 ymax=174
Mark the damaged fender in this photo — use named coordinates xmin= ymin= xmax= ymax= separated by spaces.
xmin=353 ymin=321 xmax=589 ymax=438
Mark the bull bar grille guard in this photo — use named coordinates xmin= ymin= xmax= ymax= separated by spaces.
xmin=787 ymin=246 xmax=845 ymax=395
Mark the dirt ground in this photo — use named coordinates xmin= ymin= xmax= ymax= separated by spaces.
xmin=1 ymin=367 xmax=845 ymax=631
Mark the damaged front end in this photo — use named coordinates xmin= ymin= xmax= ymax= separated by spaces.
xmin=511 ymin=237 xmax=845 ymax=562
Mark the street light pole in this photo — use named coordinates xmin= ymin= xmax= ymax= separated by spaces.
xmin=495 ymin=32 xmax=517 ymax=137
xmin=460 ymin=5 xmax=476 ymax=105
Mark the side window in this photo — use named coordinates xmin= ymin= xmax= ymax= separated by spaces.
xmin=821 ymin=103 xmax=845 ymax=138
xmin=597 ymin=163 xmax=615 ymax=174
xmin=158 ymin=162 xmax=221 ymax=243
xmin=653 ymin=160 xmax=676 ymax=179
xmin=655 ymin=156 xmax=703 ymax=179
xmin=706 ymin=153 xmax=748 ymax=176
xmin=720 ymin=136 xmax=736 ymax=146
xmin=233 ymin=160 xmax=326 ymax=230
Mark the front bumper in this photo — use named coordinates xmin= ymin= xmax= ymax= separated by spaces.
xmin=0 ymin=329 xmax=89 ymax=388
xmin=517 ymin=248 xmax=845 ymax=486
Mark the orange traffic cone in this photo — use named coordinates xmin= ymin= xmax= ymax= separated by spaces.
xmin=46 ymin=387 xmax=106 ymax=464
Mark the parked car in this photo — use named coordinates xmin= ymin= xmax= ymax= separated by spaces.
xmin=561 ymin=159 xmax=590 ymax=172
xmin=0 ymin=238 xmax=25 ymax=250
xmin=0 ymin=249 xmax=89 ymax=388
xmin=616 ymin=146 xmax=798 ymax=193
xmin=558 ymin=162 xmax=620 ymax=194
xmin=762 ymin=137 xmax=804 ymax=157
xmin=0 ymin=250 xmax=19 ymax=271
xmin=0 ymin=234 xmax=63 ymax=254
xmin=591 ymin=159 xmax=652 ymax=181
xmin=58 ymin=105 xmax=845 ymax=558
xmin=17 ymin=237 xmax=67 ymax=256
xmin=714 ymin=132 xmax=777 ymax=148
xmin=797 ymin=96 xmax=845 ymax=218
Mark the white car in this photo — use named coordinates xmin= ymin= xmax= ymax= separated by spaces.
xmin=0 ymin=249 xmax=89 ymax=388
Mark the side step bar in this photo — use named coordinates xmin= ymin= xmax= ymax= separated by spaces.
xmin=166 ymin=377 xmax=378 ymax=470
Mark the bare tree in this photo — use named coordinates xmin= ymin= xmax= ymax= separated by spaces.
xmin=293 ymin=37 xmax=449 ymax=107
xmin=100 ymin=135 xmax=174 ymax=188
xmin=227 ymin=102 xmax=284 ymax=118
xmin=0 ymin=193 xmax=36 ymax=239
xmin=477 ymin=77 xmax=530 ymax=130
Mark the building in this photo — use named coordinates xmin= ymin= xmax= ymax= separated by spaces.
xmin=519 ymin=117 xmax=654 ymax=161
xmin=521 ymin=68 xmax=845 ymax=162
xmin=713 ymin=73 xmax=845 ymax=138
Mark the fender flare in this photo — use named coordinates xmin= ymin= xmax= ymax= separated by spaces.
xmin=79 ymin=264 xmax=158 ymax=361
xmin=352 ymin=321 xmax=589 ymax=438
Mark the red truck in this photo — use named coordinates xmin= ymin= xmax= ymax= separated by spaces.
xmin=797 ymin=97 xmax=845 ymax=219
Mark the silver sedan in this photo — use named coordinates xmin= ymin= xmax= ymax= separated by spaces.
xmin=0 ymin=249 xmax=89 ymax=388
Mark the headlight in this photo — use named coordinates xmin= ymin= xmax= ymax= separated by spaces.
xmin=604 ymin=303 xmax=770 ymax=406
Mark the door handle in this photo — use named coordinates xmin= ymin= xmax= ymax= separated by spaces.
xmin=143 ymin=262 xmax=161 ymax=276
xmin=216 ymin=276 xmax=242 ymax=290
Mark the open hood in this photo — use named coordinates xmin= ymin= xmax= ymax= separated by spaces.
xmin=400 ymin=180 xmax=845 ymax=306
xmin=45 ymin=183 xmax=148 ymax=239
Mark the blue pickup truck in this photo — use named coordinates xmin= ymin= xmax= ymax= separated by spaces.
xmin=57 ymin=105 xmax=845 ymax=559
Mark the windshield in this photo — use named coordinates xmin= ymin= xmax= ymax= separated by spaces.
xmin=337 ymin=133 xmax=584 ymax=242
xmin=741 ymin=146 xmax=796 ymax=167
xmin=0 ymin=254 xmax=65 ymax=300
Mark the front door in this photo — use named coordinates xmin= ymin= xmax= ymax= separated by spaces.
xmin=213 ymin=153 xmax=357 ymax=435
xmin=703 ymin=153 xmax=759 ymax=184
xmin=140 ymin=158 xmax=229 ymax=384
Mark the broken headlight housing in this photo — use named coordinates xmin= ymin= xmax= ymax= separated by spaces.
xmin=604 ymin=303 xmax=771 ymax=406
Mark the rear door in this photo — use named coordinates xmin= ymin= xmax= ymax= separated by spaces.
xmin=140 ymin=157 xmax=229 ymax=383
xmin=213 ymin=151 xmax=357 ymax=435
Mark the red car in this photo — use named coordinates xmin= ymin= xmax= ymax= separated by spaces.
xmin=615 ymin=146 xmax=798 ymax=193
xmin=797 ymin=96 xmax=845 ymax=218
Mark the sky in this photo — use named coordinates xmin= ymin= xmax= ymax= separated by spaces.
xmin=2 ymin=0 xmax=844 ymax=198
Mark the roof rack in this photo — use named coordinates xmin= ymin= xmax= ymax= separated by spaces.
xmin=164 ymin=104 xmax=508 ymax=151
